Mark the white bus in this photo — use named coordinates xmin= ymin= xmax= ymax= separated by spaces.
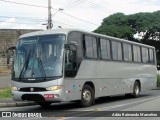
xmin=7 ymin=29 xmax=157 ymax=107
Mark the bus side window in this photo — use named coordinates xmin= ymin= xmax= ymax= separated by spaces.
xmin=65 ymin=49 xmax=77 ymax=77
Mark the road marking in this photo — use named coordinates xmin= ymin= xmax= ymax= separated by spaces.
xmin=84 ymin=95 xmax=160 ymax=111
xmin=57 ymin=95 xmax=160 ymax=120
xmin=13 ymin=95 xmax=160 ymax=120
xmin=94 ymin=108 xmax=102 ymax=111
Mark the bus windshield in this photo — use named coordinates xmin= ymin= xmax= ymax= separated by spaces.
xmin=12 ymin=34 xmax=65 ymax=80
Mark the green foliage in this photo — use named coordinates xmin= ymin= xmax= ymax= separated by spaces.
xmin=94 ymin=11 xmax=160 ymax=40
xmin=95 ymin=13 xmax=134 ymax=39
xmin=0 ymin=86 xmax=11 ymax=98
xmin=94 ymin=10 xmax=160 ymax=65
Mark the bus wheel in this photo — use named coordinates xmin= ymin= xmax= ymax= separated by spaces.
xmin=80 ymin=85 xmax=94 ymax=107
xmin=38 ymin=102 xmax=52 ymax=108
xmin=132 ymin=81 xmax=140 ymax=98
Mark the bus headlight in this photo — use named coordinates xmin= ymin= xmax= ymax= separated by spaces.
xmin=11 ymin=86 xmax=18 ymax=91
xmin=46 ymin=86 xmax=62 ymax=91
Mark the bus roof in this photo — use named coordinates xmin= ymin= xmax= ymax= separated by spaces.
xmin=19 ymin=28 xmax=155 ymax=49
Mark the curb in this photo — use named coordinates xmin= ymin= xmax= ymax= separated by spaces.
xmin=0 ymin=102 xmax=37 ymax=108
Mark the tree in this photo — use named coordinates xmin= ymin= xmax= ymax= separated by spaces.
xmin=94 ymin=11 xmax=160 ymax=65
xmin=95 ymin=13 xmax=134 ymax=39
xmin=94 ymin=11 xmax=160 ymax=41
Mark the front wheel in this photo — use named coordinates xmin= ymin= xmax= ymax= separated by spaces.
xmin=38 ymin=102 xmax=52 ymax=108
xmin=132 ymin=81 xmax=140 ymax=98
xmin=80 ymin=85 xmax=94 ymax=107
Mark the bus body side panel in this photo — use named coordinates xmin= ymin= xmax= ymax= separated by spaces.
xmin=63 ymin=79 xmax=83 ymax=101
xmin=63 ymin=60 xmax=157 ymax=101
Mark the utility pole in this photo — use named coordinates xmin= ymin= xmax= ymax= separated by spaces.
xmin=48 ymin=0 xmax=52 ymax=29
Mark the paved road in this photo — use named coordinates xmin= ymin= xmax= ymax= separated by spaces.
xmin=0 ymin=90 xmax=160 ymax=120
xmin=0 ymin=76 xmax=11 ymax=88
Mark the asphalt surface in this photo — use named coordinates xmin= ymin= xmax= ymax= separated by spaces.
xmin=0 ymin=90 xmax=160 ymax=120
xmin=0 ymin=98 xmax=36 ymax=108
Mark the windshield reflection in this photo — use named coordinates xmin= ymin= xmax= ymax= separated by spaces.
xmin=13 ymin=34 xmax=65 ymax=80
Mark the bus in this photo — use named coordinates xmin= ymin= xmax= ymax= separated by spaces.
xmin=7 ymin=29 xmax=157 ymax=107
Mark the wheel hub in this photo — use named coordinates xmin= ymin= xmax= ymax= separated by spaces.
xmin=83 ymin=90 xmax=91 ymax=103
xmin=135 ymin=85 xmax=139 ymax=95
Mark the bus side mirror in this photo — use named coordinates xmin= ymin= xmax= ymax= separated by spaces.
xmin=69 ymin=50 xmax=76 ymax=62
xmin=6 ymin=46 xmax=16 ymax=65
xmin=65 ymin=44 xmax=70 ymax=50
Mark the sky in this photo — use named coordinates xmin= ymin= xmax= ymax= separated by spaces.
xmin=0 ymin=0 xmax=159 ymax=31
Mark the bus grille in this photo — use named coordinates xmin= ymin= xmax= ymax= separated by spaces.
xmin=19 ymin=87 xmax=47 ymax=92
xmin=22 ymin=94 xmax=45 ymax=101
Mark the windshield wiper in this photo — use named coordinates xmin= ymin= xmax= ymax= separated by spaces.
xmin=19 ymin=50 xmax=31 ymax=80
xmin=36 ymin=57 xmax=46 ymax=80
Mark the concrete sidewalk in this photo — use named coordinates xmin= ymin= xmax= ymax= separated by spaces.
xmin=0 ymin=98 xmax=37 ymax=108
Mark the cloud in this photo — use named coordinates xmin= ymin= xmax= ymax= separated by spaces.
xmin=0 ymin=17 xmax=16 ymax=28
xmin=0 ymin=0 xmax=159 ymax=31
xmin=0 ymin=17 xmax=44 ymax=29
xmin=133 ymin=0 xmax=160 ymax=6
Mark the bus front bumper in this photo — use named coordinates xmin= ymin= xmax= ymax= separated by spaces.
xmin=12 ymin=90 xmax=65 ymax=102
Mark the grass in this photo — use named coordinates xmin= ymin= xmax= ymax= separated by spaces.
xmin=0 ymin=86 xmax=11 ymax=98
xmin=157 ymin=75 xmax=160 ymax=88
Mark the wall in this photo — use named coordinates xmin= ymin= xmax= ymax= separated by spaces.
xmin=0 ymin=29 xmax=40 ymax=74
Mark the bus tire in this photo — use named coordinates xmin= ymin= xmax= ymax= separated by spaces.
xmin=132 ymin=81 xmax=140 ymax=98
xmin=38 ymin=102 xmax=52 ymax=108
xmin=80 ymin=85 xmax=94 ymax=107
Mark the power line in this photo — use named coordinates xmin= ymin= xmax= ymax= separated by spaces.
xmin=0 ymin=16 xmax=77 ymax=28
xmin=0 ymin=0 xmax=47 ymax=8
xmin=0 ymin=15 xmax=46 ymax=22
xmin=0 ymin=20 xmax=41 ymax=24
xmin=56 ymin=15 xmax=93 ymax=30
xmin=53 ymin=20 xmax=75 ymax=28
xmin=0 ymin=20 xmax=90 ymax=31
xmin=53 ymin=10 xmax=99 ymax=26
xmin=64 ymin=0 xmax=85 ymax=9
xmin=82 ymin=0 xmax=113 ymax=13
xmin=62 ymin=0 xmax=76 ymax=7
xmin=0 ymin=0 xmax=99 ymax=26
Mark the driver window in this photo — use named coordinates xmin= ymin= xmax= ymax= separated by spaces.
xmin=65 ymin=49 xmax=77 ymax=77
